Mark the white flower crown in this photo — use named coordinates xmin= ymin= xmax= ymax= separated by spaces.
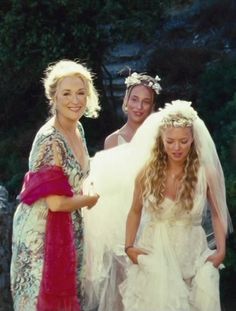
xmin=125 ymin=72 xmax=162 ymax=95
xmin=160 ymin=100 xmax=198 ymax=127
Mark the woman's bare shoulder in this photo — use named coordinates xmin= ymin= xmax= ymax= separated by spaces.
xmin=104 ymin=130 xmax=121 ymax=149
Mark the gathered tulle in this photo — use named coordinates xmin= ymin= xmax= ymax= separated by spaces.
xmin=83 ymin=146 xmax=136 ymax=310
xmin=19 ymin=165 xmax=80 ymax=311
xmin=84 ymin=249 xmax=127 ymax=311
xmin=120 ymin=225 xmax=222 ymax=311
xmin=190 ymin=261 xmax=221 ymax=311
xmin=120 ymin=222 xmax=190 ymax=311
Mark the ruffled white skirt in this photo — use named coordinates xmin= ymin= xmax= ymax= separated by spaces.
xmin=120 ymin=222 xmax=221 ymax=311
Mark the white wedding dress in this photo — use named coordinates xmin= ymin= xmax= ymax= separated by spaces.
xmin=120 ymin=168 xmax=222 ymax=311
xmin=83 ymin=106 xmax=231 ymax=311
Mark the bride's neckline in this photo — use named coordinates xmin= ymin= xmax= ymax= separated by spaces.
xmin=164 ymin=196 xmax=176 ymax=203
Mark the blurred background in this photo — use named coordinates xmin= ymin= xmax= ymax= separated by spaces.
xmin=0 ymin=0 xmax=235 ymax=310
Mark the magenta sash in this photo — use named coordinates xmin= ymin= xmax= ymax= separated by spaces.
xmin=19 ymin=165 xmax=81 ymax=311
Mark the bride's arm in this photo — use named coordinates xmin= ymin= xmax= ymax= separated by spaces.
xmin=125 ymin=174 xmax=146 ymax=264
xmin=206 ymin=187 xmax=226 ymax=267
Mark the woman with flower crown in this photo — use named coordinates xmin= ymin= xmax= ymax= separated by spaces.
xmin=119 ymin=100 xmax=233 ymax=311
xmin=104 ymin=72 xmax=161 ymax=149
xmin=83 ymin=73 xmax=161 ymax=311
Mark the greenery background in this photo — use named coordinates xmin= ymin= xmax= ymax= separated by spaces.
xmin=0 ymin=0 xmax=235 ymax=309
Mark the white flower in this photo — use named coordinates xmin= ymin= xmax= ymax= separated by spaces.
xmin=124 ymin=72 xmax=162 ymax=95
xmin=160 ymin=100 xmax=198 ymax=127
xmin=125 ymin=73 xmax=140 ymax=87
xmin=155 ymin=75 xmax=161 ymax=81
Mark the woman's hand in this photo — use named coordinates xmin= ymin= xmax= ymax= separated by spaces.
xmin=126 ymin=247 xmax=147 ymax=264
xmin=206 ymin=251 xmax=225 ymax=268
xmin=85 ymin=194 xmax=100 ymax=209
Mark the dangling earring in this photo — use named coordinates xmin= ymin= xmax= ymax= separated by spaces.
xmin=122 ymin=91 xmax=129 ymax=113
xmin=50 ymin=100 xmax=57 ymax=116
xmin=122 ymin=99 xmax=128 ymax=113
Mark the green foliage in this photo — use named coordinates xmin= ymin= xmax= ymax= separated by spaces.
xmin=0 ymin=0 xmax=107 ymax=128
xmin=98 ymin=0 xmax=164 ymax=42
xmin=196 ymin=59 xmax=236 ymax=158
xmin=146 ymin=47 xmax=221 ymax=111
xmin=221 ymin=232 xmax=236 ymax=302
xmin=0 ymin=127 xmax=36 ymax=198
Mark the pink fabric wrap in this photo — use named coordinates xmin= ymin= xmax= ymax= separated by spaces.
xmin=19 ymin=165 xmax=81 ymax=311
xmin=19 ymin=165 xmax=74 ymax=204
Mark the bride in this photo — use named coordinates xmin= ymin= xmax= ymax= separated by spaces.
xmin=83 ymin=100 xmax=232 ymax=311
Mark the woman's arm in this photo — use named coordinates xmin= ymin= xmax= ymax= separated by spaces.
xmin=125 ymin=174 xmax=146 ymax=264
xmin=207 ymin=187 xmax=226 ymax=267
xmin=46 ymin=193 xmax=99 ymax=212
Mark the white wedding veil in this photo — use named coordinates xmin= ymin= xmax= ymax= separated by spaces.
xmin=83 ymin=100 xmax=233 ymax=310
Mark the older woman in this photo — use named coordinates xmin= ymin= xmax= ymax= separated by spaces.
xmin=10 ymin=59 xmax=100 ymax=311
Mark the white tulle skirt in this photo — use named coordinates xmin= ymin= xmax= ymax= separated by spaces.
xmin=120 ymin=221 xmax=222 ymax=311
xmin=82 ymin=146 xmax=137 ymax=311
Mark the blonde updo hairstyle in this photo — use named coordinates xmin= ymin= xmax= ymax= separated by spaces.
xmin=140 ymin=114 xmax=200 ymax=213
xmin=43 ymin=59 xmax=100 ymax=118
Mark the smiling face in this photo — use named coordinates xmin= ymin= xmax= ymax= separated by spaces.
xmin=162 ymin=127 xmax=193 ymax=164
xmin=54 ymin=75 xmax=87 ymax=122
xmin=125 ymin=84 xmax=154 ymax=124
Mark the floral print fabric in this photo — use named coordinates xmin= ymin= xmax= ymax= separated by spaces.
xmin=11 ymin=121 xmax=89 ymax=311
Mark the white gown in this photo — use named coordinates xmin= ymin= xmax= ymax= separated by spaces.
xmin=83 ymin=106 xmax=231 ymax=311
xmin=120 ymin=169 xmax=222 ymax=311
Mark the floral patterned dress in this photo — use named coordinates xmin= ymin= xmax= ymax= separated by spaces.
xmin=10 ymin=120 xmax=89 ymax=311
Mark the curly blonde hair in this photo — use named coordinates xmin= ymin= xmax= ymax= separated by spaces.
xmin=43 ymin=59 xmax=100 ymax=118
xmin=140 ymin=127 xmax=199 ymax=212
